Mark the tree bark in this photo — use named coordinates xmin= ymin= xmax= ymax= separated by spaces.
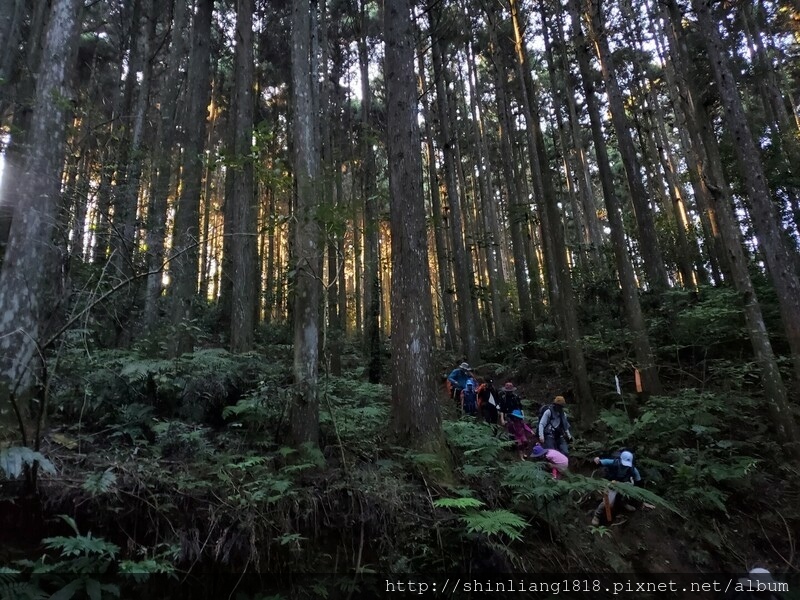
xmin=168 ymin=0 xmax=213 ymax=356
xmin=229 ymin=0 xmax=258 ymax=353
xmin=384 ymin=0 xmax=443 ymax=448
xmin=0 ymin=0 xmax=83 ymax=400
xmin=358 ymin=4 xmax=382 ymax=383
xmin=290 ymin=0 xmax=322 ymax=445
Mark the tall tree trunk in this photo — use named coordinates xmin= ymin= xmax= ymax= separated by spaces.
xmin=143 ymin=0 xmax=190 ymax=328
xmin=358 ymin=5 xmax=382 ymax=383
xmin=419 ymin=52 xmax=457 ymax=351
xmin=552 ymin=1 xmax=606 ymax=268
xmin=0 ymin=0 xmax=25 ymax=102
xmin=567 ymin=0 xmax=662 ymax=394
xmin=584 ymin=0 xmax=670 ymax=291
xmin=486 ymin=12 xmax=535 ymax=342
xmin=0 ymin=0 xmax=83 ymax=406
xmin=509 ymin=0 xmax=593 ymax=412
xmin=462 ymin=20 xmax=508 ymax=337
xmin=429 ymin=22 xmax=479 ymax=364
xmin=384 ymin=0 xmax=443 ymax=449
xmin=702 ymin=154 xmax=800 ymax=456
xmin=229 ymin=0 xmax=258 ymax=353
xmin=290 ymin=0 xmax=322 ymax=445
xmin=0 ymin=0 xmax=49 ymax=241
xmin=106 ymin=0 xmax=144 ymax=285
xmin=693 ymin=0 xmax=800 ymax=384
xmin=218 ymin=109 xmax=237 ymax=327
xmin=656 ymin=0 xmax=728 ymax=284
xmin=168 ymin=0 xmax=213 ymax=356
xmin=542 ymin=7 xmax=597 ymax=271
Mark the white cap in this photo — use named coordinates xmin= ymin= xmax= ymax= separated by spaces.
xmin=619 ymin=451 xmax=634 ymax=467
xmin=740 ymin=568 xmax=776 ymax=586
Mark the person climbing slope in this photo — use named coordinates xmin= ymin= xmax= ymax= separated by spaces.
xmin=530 ymin=443 xmax=569 ymax=479
xmin=498 ymin=382 xmax=522 ymax=426
xmin=461 ymin=379 xmax=478 ymax=416
xmin=476 ymin=378 xmax=500 ymax=424
xmin=538 ymin=395 xmax=573 ymax=455
xmin=591 ymin=450 xmax=642 ymax=526
xmin=447 ymin=362 xmax=473 ymax=403
xmin=506 ymin=409 xmax=535 ymax=461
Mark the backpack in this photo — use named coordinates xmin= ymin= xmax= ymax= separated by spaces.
xmin=463 ymin=387 xmax=478 ymax=413
xmin=499 ymin=391 xmax=521 ymax=414
xmin=538 ymin=404 xmax=565 ymax=434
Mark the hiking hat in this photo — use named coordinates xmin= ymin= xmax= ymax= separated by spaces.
xmin=553 ymin=395 xmax=566 ymax=405
xmin=510 ymin=409 xmax=524 ymax=419
xmin=459 ymin=362 xmax=471 ymax=370
xmin=619 ymin=451 xmax=634 ymax=467
xmin=531 ymin=444 xmax=547 ymax=458
xmin=739 ymin=568 xmax=778 ymax=587
xmin=503 ymin=382 xmax=516 ymax=392
xmin=466 ymin=379 xmax=475 ymax=388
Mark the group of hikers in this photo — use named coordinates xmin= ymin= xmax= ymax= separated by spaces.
xmin=447 ymin=361 xmax=787 ymax=597
xmin=447 ymin=361 xmax=640 ymax=527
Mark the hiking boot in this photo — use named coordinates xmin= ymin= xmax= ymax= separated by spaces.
xmin=591 ymin=516 xmax=600 ymax=526
xmin=623 ymin=504 xmax=636 ymax=512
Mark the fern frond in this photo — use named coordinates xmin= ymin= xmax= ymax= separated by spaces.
xmin=0 ymin=447 xmax=57 ymax=479
xmin=82 ymin=469 xmax=117 ymax=496
xmin=0 ymin=581 xmax=48 ymax=600
xmin=433 ymin=497 xmax=485 ymax=510
xmin=462 ymin=510 xmax=527 ymax=541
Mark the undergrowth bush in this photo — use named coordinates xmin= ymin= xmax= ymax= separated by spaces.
xmin=51 ymin=348 xmax=285 ymax=428
xmin=596 ymin=389 xmax=766 ymax=515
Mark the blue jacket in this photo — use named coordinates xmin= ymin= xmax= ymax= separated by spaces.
xmin=447 ymin=368 xmax=470 ymax=389
xmin=598 ymin=458 xmax=641 ymax=483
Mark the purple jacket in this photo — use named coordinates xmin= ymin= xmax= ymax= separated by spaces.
xmin=506 ymin=419 xmax=534 ymax=446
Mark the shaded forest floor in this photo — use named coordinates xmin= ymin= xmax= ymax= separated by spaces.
xmin=2 ymin=326 xmax=800 ymax=599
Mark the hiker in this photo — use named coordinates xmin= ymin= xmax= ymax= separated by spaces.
xmin=538 ymin=395 xmax=573 ymax=455
xmin=498 ymin=382 xmax=522 ymax=426
xmin=722 ymin=567 xmax=786 ymax=600
xmin=461 ymin=379 xmax=478 ymax=416
xmin=506 ymin=409 xmax=535 ymax=461
xmin=591 ymin=450 xmax=642 ymax=526
xmin=530 ymin=443 xmax=569 ymax=479
xmin=477 ymin=379 xmax=500 ymax=424
xmin=447 ymin=362 xmax=473 ymax=402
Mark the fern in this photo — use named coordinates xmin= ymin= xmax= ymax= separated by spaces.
xmin=443 ymin=420 xmax=507 ymax=465
xmin=461 ymin=510 xmax=527 ymax=541
xmin=0 ymin=447 xmax=56 ymax=479
xmin=43 ymin=533 xmax=120 ymax=559
xmin=119 ymin=358 xmax=174 ymax=383
xmin=118 ymin=558 xmax=175 ymax=582
xmin=82 ymin=469 xmax=117 ymax=496
xmin=0 ymin=580 xmax=48 ymax=600
xmin=404 ymin=452 xmax=446 ymax=473
xmin=432 ymin=497 xmax=485 ymax=510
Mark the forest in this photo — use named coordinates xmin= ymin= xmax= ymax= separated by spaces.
xmin=0 ymin=0 xmax=799 ymax=597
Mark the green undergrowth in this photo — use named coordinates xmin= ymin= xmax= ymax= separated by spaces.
xmin=2 ymin=324 xmax=800 ymax=598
